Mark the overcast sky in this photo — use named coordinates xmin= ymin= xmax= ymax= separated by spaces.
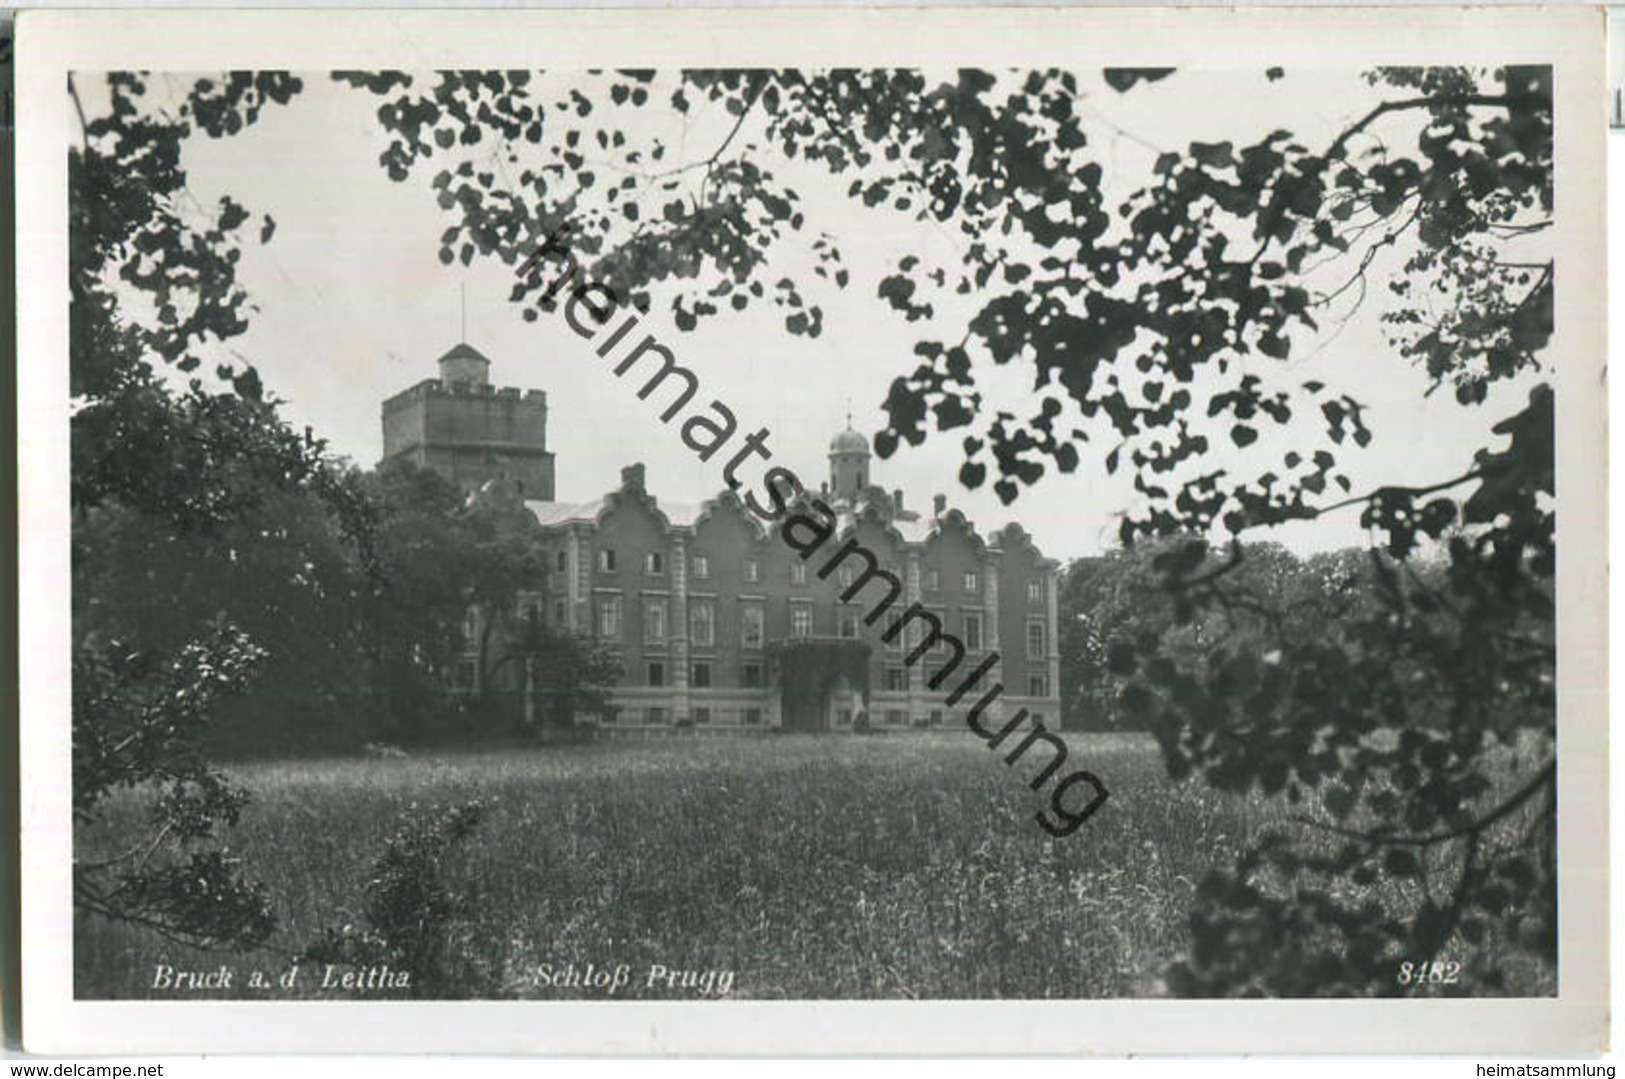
xmin=131 ymin=67 xmax=1546 ymax=563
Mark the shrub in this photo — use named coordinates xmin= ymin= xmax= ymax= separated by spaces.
xmin=304 ymin=800 xmax=496 ymax=999
xmin=73 ymin=622 xmax=278 ymax=948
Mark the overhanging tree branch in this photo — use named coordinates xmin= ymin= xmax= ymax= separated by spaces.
xmin=1294 ymin=760 xmax=1555 ymax=848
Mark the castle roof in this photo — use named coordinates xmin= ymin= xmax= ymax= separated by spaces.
xmin=828 ymin=427 xmax=870 ymax=455
xmin=438 ymin=342 xmax=491 ymax=367
xmin=519 ymin=455 xmax=1054 ymax=566
xmin=523 ymin=498 xmax=603 ymax=527
xmin=523 ymin=490 xmax=1047 ymax=562
xmin=524 ymin=497 xmax=706 ymax=529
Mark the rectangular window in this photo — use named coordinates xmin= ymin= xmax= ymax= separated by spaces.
xmin=791 ymin=561 xmax=807 ymax=585
xmin=839 ymin=609 xmax=859 ymax=639
xmin=692 ymin=662 xmax=711 ymax=688
xmin=648 ymin=706 xmax=666 ymax=725
xmin=603 ymin=706 xmax=619 ymax=725
xmin=963 ymin=571 xmax=979 ymax=593
xmin=596 ymin=596 xmax=621 ymax=638
xmin=926 ymin=568 xmax=941 ymax=591
xmin=598 ymin=548 xmax=616 ymax=573
xmin=741 ymin=604 xmax=765 ymax=648
xmin=1027 ymin=619 xmax=1047 ymax=657
xmin=694 ymin=706 xmax=712 ymax=726
xmin=644 ymin=598 xmax=669 ymax=642
xmin=692 ymin=554 xmax=710 ymax=579
xmin=963 ymin=611 xmax=983 ymax=651
xmin=837 ymin=708 xmax=853 ymax=726
xmin=646 ymin=551 xmax=664 ymax=575
xmin=790 ymin=604 xmax=813 ymax=639
xmin=1028 ymin=673 xmax=1050 ymax=697
xmin=742 ymin=663 xmax=763 ymax=688
xmin=885 ymin=667 xmax=907 ymax=691
xmin=886 ymin=709 xmax=906 ymax=727
xmin=556 ymin=549 xmax=567 ymax=572
xmin=930 ymin=709 xmax=944 ymax=727
xmin=553 ymin=600 xmax=567 ymax=627
xmin=838 ymin=565 xmax=856 ymax=590
xmin=1028 ymin=581 xmax=1044 ymax=603
xmin=690 ymin=601 xmax=716 ymax=647
xmin=648 ymin=662 xmax=665 ymax=686
xmin=743 ymin=558 xmax=760 ymax=582
xmin=743 ymin=707 xmax=762 ymax=726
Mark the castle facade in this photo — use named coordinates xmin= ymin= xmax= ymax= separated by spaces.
xmin=383 ymin=344 xmax=1062 ymax=732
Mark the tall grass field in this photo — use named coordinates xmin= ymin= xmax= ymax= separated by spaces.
xmin=74 ymin=732 xmax=1545 ymax=999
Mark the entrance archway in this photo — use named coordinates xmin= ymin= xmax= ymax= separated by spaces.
xmin=766 ymin=637 xmax=871 ymax=732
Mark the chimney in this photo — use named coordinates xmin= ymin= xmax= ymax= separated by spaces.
xmin=894 ymin=489 xmax=905 ymax=512
xmin=933 ymin=494 xmax=947 ymax=519
xmin=621 ymin=463 xmax=646 ymax=493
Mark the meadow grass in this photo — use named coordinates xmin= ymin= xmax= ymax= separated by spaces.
xmin=72 ymin=731 xmax=1544 ymax=1000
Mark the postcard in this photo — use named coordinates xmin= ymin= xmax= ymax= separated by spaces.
xmin=15 ymin=5 xmax=1609 ymax=1055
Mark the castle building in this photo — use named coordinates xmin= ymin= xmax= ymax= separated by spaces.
xmin=385 ymin=345 xmax=1062 ymax=733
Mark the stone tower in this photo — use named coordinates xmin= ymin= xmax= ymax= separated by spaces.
xmin=380 ymin=343 xmax=556 ymax=499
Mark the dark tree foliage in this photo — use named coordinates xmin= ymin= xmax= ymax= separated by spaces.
xmin=340 ymin=66 xmax=1546 ymax=518
xmin=354 ymin=462 xmax=621 ymax=739
xmin=69 ymin=70 xmax=335 ymax=947
xmin=349 ymin=461 xmax=476 ymax=733
xmin=458 ymin=480 xmax=557 ymax=708
xmin=73 ymin=489 xmax=367 ymax=754
xmin=1059 ymin=539 xmax=1341 ymax=733
xmin=1131 ymin=532 xmax=1552 ymax=997
xmin=72 ymin=623 xmax=277 ymax=947
xmin=495 ymin=614 xmax=622 ymax=730
xmin=69 ymin=72 xmax=360 ymax=532
xmin=338 ymin=65 xmax=1557 ymax=995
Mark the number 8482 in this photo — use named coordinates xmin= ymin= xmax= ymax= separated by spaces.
xmin=1398 ymin=960 xmax=1460 ymax=985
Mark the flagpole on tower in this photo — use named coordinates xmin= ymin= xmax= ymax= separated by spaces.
xmin=460 ymin=282 xmax=467 ymax=341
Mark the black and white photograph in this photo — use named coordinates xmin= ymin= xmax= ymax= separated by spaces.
xmin=15 ymin=6 xmax=1609 ymax=1056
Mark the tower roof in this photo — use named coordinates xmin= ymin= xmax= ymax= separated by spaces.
xmin=438 ymin=342 xmax=491 ymax=367
xmin=829 ymin=427 xmax=870 ymax=455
